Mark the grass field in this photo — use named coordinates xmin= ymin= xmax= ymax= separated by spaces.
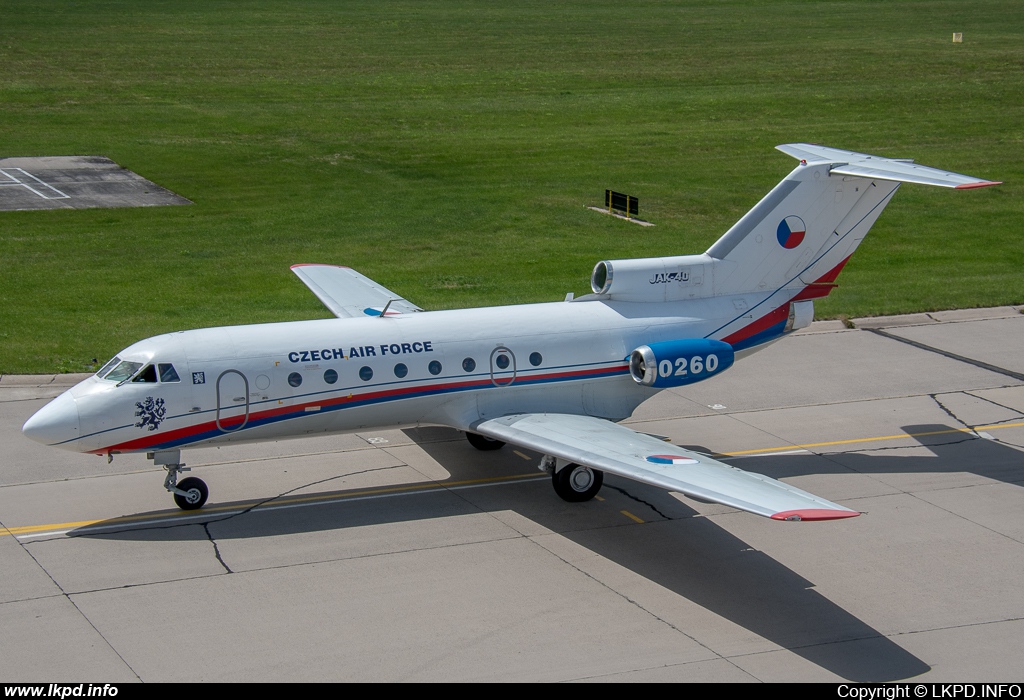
xmin=1 ymin=0 xmax=1021 ymax=374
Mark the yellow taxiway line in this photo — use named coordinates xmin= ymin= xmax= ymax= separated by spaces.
xmin=2 ymin=472 xmax=546 ymax=539
xmin=718 ymin=422 xmax=1024 ymax=457
xmin=4 ymin=421 xmax=1022 ymax=539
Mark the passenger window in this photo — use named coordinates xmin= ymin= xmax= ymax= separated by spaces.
xmin=428 ymin=361 xmax=442 ymax=376
xmin=132 ymin=365 xmax=158 ymax=383
xmin=158 ymin=364 xmax=180 ymax=382
xmin=359 ymin=366 xmax=373 ymax=381
xmin=462 ymin=358 xmax=476 ymax=372
xmin=530 ymin=352 xmax=542 ymax=367
xmin=394 ymin=363 xmax=408 ymax=378
xmin=324 ymin=369 xmax=338 ymax=384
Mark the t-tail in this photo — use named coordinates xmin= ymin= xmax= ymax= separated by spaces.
xmin=587 ymin=143 xmax=999 ymax=349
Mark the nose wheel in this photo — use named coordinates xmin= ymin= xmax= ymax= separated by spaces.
xmin=173 ymin=477 xmax=209 ymax=510
xmin=152 ymin=450 xmax=210 ymax=510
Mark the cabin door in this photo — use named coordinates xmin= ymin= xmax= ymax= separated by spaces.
xmin=215 ymin=369 xmax=250 ymax=432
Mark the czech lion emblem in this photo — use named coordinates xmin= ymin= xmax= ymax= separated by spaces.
xmin=135 ymin=396 xmax=167 ymax=431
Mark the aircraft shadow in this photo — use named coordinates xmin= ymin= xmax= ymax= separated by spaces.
xmin=71 ymin=423 xmax=1024 ymax=681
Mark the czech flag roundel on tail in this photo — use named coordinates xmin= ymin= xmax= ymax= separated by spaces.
xmin=777 ymin=215 xmax=806 ymax=249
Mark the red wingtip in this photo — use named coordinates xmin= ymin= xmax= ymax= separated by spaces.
xmin=955 ymin=181 xmax=1002 ymax=189
xmin=771 ymin=509 xmax=861 ymax=522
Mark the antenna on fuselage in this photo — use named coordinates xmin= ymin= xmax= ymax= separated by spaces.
xmin=379 ymin=299 xmax=394 ymax=318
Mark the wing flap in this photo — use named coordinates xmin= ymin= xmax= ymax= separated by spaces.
xmin=291 ymin=264 xmax=423 ymax=319
xmin=472 ymin=413 xmax=859 ymax=521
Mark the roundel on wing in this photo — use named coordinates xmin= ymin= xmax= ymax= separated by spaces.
xmin=646 ymin=454 xmax=699 ymax=465
xmin=777 ymin=215 xmax=806 ymax=249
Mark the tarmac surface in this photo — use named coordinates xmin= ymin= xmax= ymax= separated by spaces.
xmin=2 ymin=307 xmax=1023 ymax=682
xmin=0 ymin=156 xmax=191 ymax=211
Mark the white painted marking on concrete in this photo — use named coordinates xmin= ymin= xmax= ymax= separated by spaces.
xmin=0 ymin=168 xmax=71 ymax=199
xmin=16 ymin=474 xmax=550 ymax=539
xmin=723 ymin=449 xmax=810 ymax=460
xmin=16 ymin=530 xmax=74 ymax=540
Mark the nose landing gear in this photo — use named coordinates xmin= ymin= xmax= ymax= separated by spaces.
xmin=151 ymin=450 xmax=209 ymax=510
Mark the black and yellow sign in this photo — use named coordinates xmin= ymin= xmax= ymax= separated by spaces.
xmin=605 ymin=190 xmax=638 ymax=217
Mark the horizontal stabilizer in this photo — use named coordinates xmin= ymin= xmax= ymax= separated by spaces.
xmin=291 ymin=264 xmax=423 ymax=319
xmin=777 ymin=143 xmax=1001 ymax=189
xmin=471 ymin=413 xmax=859 ymax=521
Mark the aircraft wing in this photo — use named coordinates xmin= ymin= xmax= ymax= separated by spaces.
xmin=291 ymin=264 xmax=424 ymax=318
xmin=470 ymin=413 xmax=859 ymax=521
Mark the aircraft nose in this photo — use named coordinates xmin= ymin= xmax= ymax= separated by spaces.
xmin=22 ymin=391 xmax=81 ymax=447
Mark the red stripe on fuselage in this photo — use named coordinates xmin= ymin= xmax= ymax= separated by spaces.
xmin=90 ymin=363 xmax=628 ymax=455
xmin=723 ymin=304 xmax=789 ymax=345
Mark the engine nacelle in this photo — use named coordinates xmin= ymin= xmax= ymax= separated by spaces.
xmin=591 ymin=254 xmax=713 ymax=302
xmin=629 ymin=338 xmax=735 ymax=388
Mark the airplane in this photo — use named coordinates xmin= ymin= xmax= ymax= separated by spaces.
xmin=21 ymin=144 xmax=1000 ymax=521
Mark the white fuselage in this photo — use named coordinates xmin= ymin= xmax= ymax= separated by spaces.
xmin=32 ymin=293 xmax=783 ymax=457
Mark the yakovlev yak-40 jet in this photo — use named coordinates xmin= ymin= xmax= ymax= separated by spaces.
xmin=23 ymin=144 xmax=1000 ymax=520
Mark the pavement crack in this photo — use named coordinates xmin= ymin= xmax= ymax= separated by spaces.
xmin=62 ymin=464 xmax=406 ymax=539
xmin=203 ymin=522 xmax=233 ymax=573
xmin=214 ymin=464 xmax=402 ymax=523
xmin=963 ymin=391 xmax=1024 ymax=419
xmin=928 ymin=394 xmax=1024 ymax=448
xmin=819 ymin=436 xmax=978 ymax=456
xmin=930 ymin=393 xmax=971 ymax=429
xmin=603 ymin=484 xmax=671 ymax=520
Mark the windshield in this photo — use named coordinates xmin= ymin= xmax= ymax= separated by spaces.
xmin=103 ymin=360 xmax=143 ymax=383
xmin=96 ymin=356 xmax=120 ymax=378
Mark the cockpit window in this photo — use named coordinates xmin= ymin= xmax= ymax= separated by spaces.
xmin=132 ymin=364 xmax=157 ymax=383
xmin=103 ymin=360 xmax=142 ymax=383
xmin=158 ymin=363 xmax=180 ymax=383
xmin=96 ymin=356 xmax=120 ymax=378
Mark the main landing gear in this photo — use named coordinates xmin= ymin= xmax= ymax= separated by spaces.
xmin=465 ymin=433 xmax=605 ymax=502
xmin=466 ymin=431 xmax=506 ymax=451
xmin=541 ymin=455 xmax=604 ymax=502
xmin=150 ymin=450 xmax=209 ymax=510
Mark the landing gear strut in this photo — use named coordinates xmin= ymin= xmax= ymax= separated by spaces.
xmin=540 ymin=455 xmax=604 ymax=502
xmin=151 ymin=450 xmax=209 ymax=510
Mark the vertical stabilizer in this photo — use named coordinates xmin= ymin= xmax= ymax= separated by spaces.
xmin=704 ymin=144 xmax=999 ymax=300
